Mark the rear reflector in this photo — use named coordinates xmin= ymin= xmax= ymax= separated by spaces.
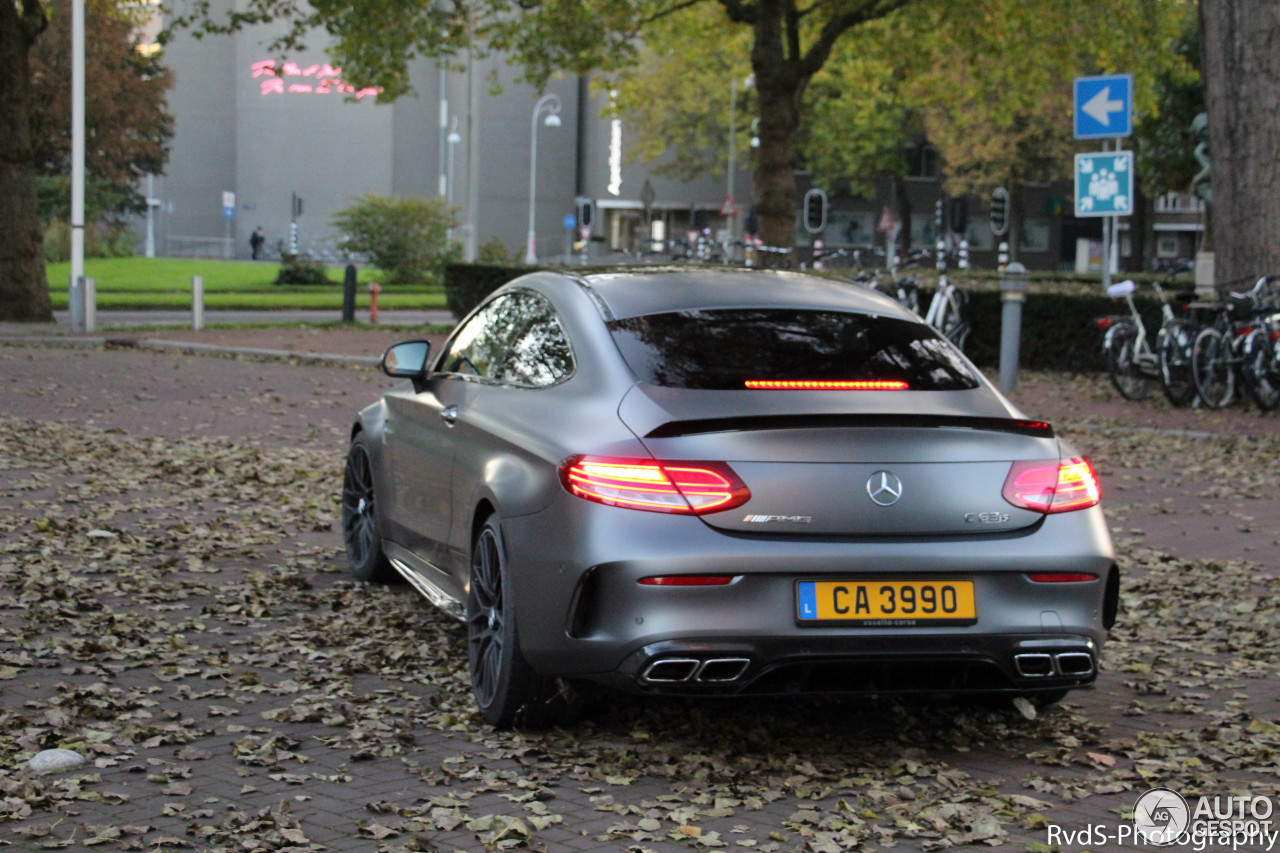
xmin=560 ymin=456 xmax=751 ymax=515
xmin=744 ymin=379 xmax=908 ymax=390
xmin=1002 ymin=458 xmax=1102 ymax=513
xmin=1095 ymin=317 xmax=1113 ymax=329
xmin=638 ymin=575 xmax=735 ymax=586
xmin=1027 ymin=573 xmax=1098 ymax=583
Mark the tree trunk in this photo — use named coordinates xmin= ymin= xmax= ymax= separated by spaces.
xmin=0 ymin=0 xmax=52 ymax=322
xmin=749 ymin=2 xmax=800 ymax=261
xmin=1199 ymin=0 xmax=1280 ymax=283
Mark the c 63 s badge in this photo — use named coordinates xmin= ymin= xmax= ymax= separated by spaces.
xmin=744 ymin=515 xmax=813 ymax=524
xmin=965 ymin=511 xmax=1010 ymax=524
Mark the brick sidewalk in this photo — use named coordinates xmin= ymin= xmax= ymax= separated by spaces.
xmin=2 ymin=335 xmax=1278 ymax=853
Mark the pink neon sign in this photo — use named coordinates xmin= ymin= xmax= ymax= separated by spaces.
xmin=251 ymin=60 xmax=381 ymax=100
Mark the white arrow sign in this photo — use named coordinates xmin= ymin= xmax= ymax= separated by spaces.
xmin=1082 ymin=86 xmax=1124 ymax=127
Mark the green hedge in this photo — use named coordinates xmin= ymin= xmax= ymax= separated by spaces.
xmin=443 ymin=262 xmax=1166 ymax=372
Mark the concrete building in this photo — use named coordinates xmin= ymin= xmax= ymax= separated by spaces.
xmin=149 ymin=10 xmax=752 ymax=264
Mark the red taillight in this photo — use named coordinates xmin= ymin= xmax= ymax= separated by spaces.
xmin=1027 ymin=573 xmax=1098 ymax=583
xmin=1095 ymin=317 xmax=1113 ymax=330
xmin=559 ymin=456 xmax=751 ymax=515
xmin=638 ymin=575 xmax=735 ymax=586
xmin=1002 ymin=458 xmax=1101 ymax=513
xmin=744 ymin=379 xmax=908 ymax=390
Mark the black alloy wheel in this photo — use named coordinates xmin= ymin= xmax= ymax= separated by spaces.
xmin=467 ymin=516 xmax=564 ymax=729
xmin=341 ymin=440 xmax=393 ymax=582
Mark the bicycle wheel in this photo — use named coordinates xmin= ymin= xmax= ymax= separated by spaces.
xmin=1191 ymin=326 xmax=1235 ymax=409
xmin=1156 ymin=319 xmax=1198 ymax=406
xmin=938 ymin=290 xmax=970 ymax=351
xmin=1105 ymin=324 xmax=1151 ymax=401
xmin=1241 ymin=330 xmax=1280 ymax=411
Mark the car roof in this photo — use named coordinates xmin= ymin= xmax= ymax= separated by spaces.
xmin=577 ymin=267 xmax=914 ymax=321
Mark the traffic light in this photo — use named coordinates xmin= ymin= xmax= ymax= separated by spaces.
xmin=989 ymin=187 xmax=1009 ymax=237
xmin=934 ymin=199 xmax=944 ymax=233
xmin=803 ymin=188 xmax=828 ymax=234
xmin=950 ymin=198 xmax=968 ymax=234
xmin=576 ymin=197 xmax=596 ymax=232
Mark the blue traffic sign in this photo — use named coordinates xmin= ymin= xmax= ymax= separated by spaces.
xmin=1075 ymin=151 xmax=1134 ymax=217
xmin=1074 ymin=74 xmax=1133 ymax=139
xmin=222 ymin=205 xmax=235 ymax=220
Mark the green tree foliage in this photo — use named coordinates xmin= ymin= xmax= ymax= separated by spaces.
xmin=606 ymin=4 xmax=753 ymax=183
xmin=1 ymin=0 xmax=173 ymax=321
xmin=1134 ymin=13 xmax=1203 ymax=200
xmin=611 ymin=0 xmax=1198 ymax=254
xmin=333 ymin=194 xmax=458 ymax=285
xmin=31 ymin=0 xmax=173 ymax=217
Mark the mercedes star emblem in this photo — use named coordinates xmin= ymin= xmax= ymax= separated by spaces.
xmin=866 ymin=470 xmax=904 ymax=507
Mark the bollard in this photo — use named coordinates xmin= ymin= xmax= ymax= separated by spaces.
xmin=192 ymin=275 xmax=204 ymax=330
xmin=998 ymin=262 xmax=1028 ymax=393
xmin=69 ymin=276 xmax=84 ymax=333
xmin=83 ymin=278 xmax=96 ymax=333
xmin=342 ymin=265 xmax=357 ymax=324
xmin=368 ymin=281 xmax=382 ymax=324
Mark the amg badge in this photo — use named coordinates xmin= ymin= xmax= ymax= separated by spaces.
xmin=743 ymin=514 xmax=813 ymax=524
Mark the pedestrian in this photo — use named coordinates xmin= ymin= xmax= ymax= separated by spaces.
xmin=250 ymin=226 xmax=265 ymax=260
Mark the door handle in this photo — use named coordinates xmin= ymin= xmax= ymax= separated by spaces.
xmin=441 ymin=405 xmax=459 ymax=426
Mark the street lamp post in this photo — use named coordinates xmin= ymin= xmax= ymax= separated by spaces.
xmin=446 ymin=117 xmax=461 ymax=243
xmin=727 ymin=74 xmax=752 ymax=245
xmin=524 ymin=93 xmax=562 ymax=264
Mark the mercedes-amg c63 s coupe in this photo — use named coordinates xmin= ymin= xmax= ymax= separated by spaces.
xmin=342 ymin=268 xmax=1119 ymax=727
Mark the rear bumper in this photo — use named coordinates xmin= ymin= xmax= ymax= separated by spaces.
xmin=605 ymin=632 xmax=1100 ymax=697
xmin=501 ymin=497 xmax=1117 ymax=697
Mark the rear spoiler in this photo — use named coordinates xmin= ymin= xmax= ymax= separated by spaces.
xmin=645 ymin=414 xmax=1054 ymax=440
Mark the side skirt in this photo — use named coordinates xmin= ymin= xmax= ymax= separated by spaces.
xmin=384 ymin=542 xmax=467 ymax=621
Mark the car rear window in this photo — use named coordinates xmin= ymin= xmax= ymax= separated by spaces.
xmin=607 ymin=308 xmax=979 ymax=391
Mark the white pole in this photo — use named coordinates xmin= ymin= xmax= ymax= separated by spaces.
xmin=83 ymin=278 xmax=95 ymax=333
xmin=144 ymin=174 xmax=156 ymax=258
xmin=70 ymin=0 xmax=86 ymax=329
xmin=192 ymin=275 xmax=204 ymax=330
xmin=463 ymin=7 xmax=479 ymax=261
xmin=732 ymin=73 xmax=742 ymax=236
xmin=438 ymin=70 xmax=448 ymax=197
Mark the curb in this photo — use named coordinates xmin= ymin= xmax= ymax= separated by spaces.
xmin=1 ymin=334 xmax=379 ymax=368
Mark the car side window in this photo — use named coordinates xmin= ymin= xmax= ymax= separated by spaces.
xmin=436 ymin=290 xmax=574 ymax=387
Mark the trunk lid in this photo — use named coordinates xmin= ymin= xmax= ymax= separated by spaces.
xmin=618 ymin=384 xmax=1056 ymax=535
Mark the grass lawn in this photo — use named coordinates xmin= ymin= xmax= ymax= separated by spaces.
xmin=46 ymin=257 xmax=447 ymax=310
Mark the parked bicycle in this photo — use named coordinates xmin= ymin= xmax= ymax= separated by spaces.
xmin=1190 ymin=275 xmax=1280 ymax=410
xmin=1095 ymin=258 xmax=1199 ymax=405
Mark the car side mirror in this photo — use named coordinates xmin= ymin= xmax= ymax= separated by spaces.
xmin=381 ymin=340 xmax=431 ymax=379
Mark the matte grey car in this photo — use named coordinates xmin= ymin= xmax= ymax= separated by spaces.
xmin=342 ymin=268 xmax=1119 ymax=727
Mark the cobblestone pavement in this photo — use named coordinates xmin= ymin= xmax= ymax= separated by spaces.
xmin=1 ymin=327 xmax=1278 ymax=853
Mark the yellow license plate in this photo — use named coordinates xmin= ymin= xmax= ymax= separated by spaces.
xmin=797 ymin=580 xmax=976 ymax=625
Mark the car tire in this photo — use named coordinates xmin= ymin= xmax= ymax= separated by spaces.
xmin=467 ymin=516 xmax=566 ymax=729
xmin=341 ymin=437 xmax=395 ymax=583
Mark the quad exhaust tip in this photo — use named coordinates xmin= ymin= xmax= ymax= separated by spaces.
xmin=641 ymin=657 xmax=751 ymax=684
xmin=1013 ymin=651 xmax=1094 ymax=679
